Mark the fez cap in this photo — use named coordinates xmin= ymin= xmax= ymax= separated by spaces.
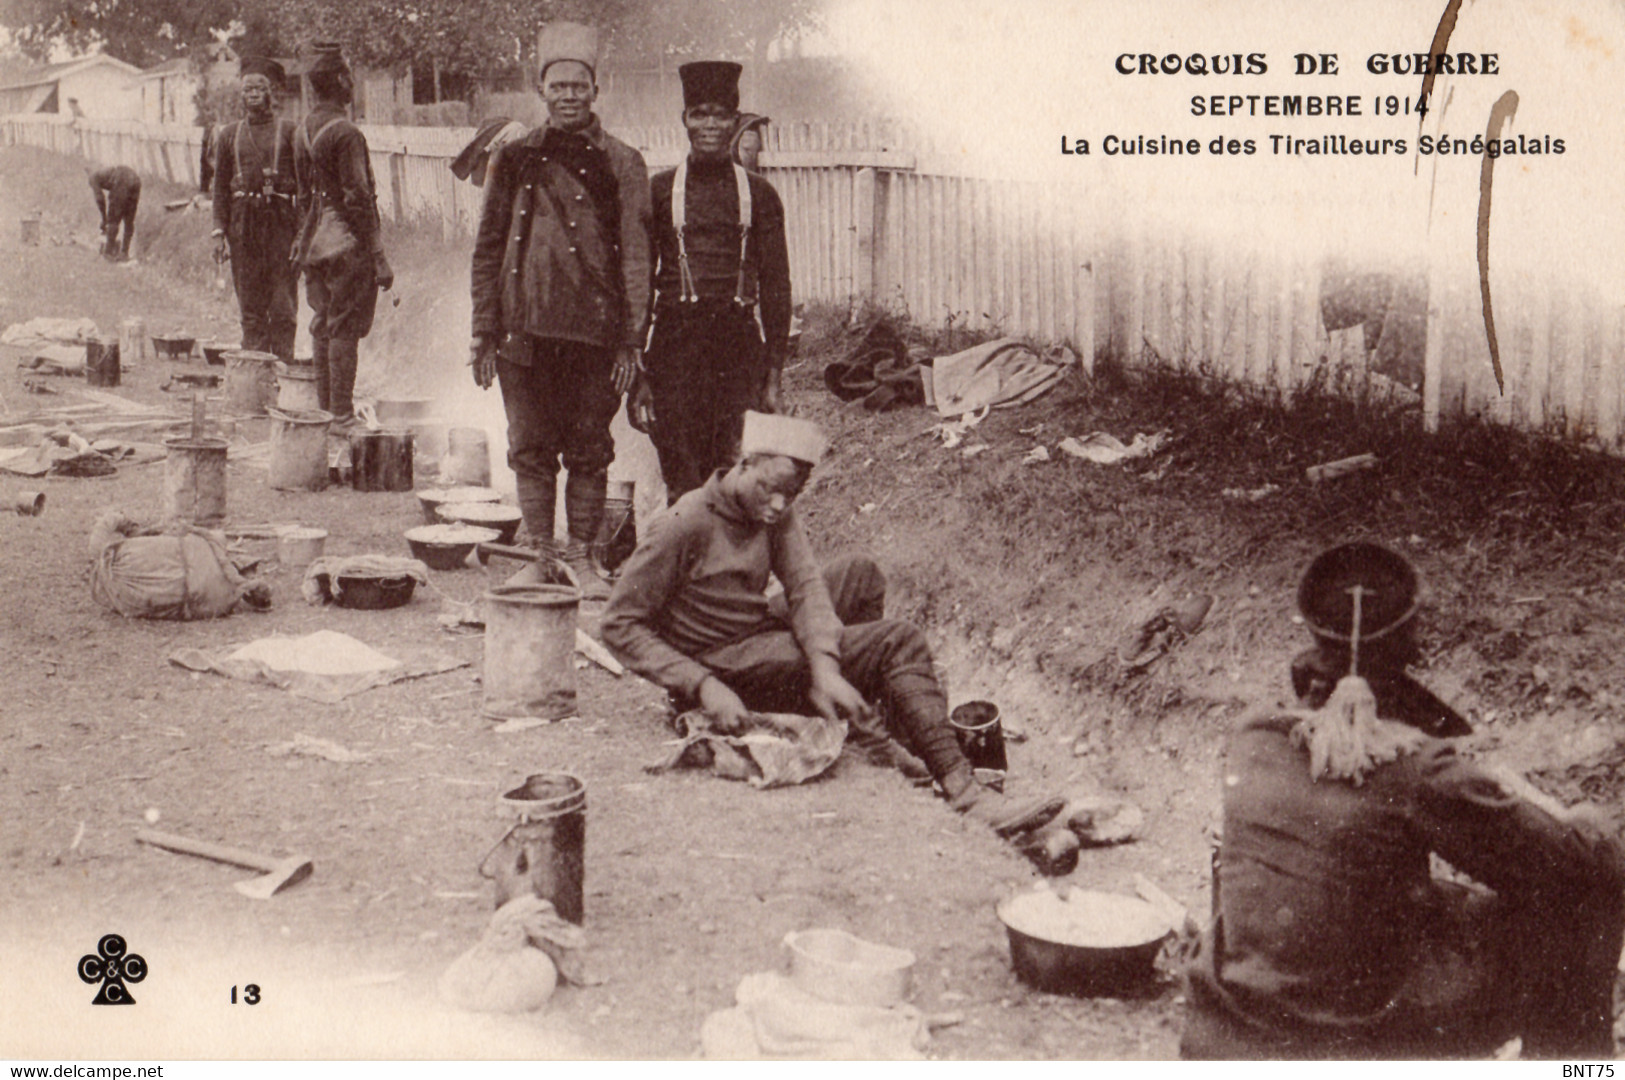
xmin=1297 ymin=542 xmax=1419 ymax=645
xmin=680 ymin=61 xmax=742 ymax=111
xmin=740 ymin=411 xmax=827 ymax=466
xmin=537 ymin=21 xmax=600 ymax=80
xmin=307 ymin=41 xmax=349 ymax=77
xmin=239 ymin=56 xmax=286 ymax=86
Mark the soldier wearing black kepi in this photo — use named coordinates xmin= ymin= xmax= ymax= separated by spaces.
xmin=631 ymin=61 xmax=792 ymax=505
xmin=211 ymin=58 xmax=299 ymax=360
xmin=88 ymin=164 xmax=141 ymax=261
xmin=293 ymin=41 xmax=393 ymax=428
xmin=469 ymin=21 xmax=653 ymax=599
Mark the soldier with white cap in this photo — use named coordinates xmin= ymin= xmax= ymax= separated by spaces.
xmin=603 ymin=412 xmax=1065 ymax=839
xmin=470 ymin=20 xmax=653 ymax=599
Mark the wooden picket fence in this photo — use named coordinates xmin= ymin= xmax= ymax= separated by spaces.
xmin=6 ymin=111 xmax=1622 ymax=450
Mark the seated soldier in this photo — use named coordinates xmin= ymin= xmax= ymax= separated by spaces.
xmin=602 ymin=411 xmax=1063 ymax=838
xmin=1183 ymin=542 xmax=1625 ymax=1060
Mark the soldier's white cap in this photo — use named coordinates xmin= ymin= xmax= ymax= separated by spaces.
xmin=740 ymin=411 xmax=827 ymax=466
xmin=537 ymin=22 xmax=600 ymax=80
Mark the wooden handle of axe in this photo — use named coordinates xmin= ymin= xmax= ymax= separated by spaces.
xmin=135 ymin=828 xmax=287 ymax=873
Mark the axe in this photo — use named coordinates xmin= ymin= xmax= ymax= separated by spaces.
xmin=136 ymin=829 xmax=313 ymax=900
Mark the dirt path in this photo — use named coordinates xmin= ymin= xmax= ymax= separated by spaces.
xmin=5 ymin=143 xmax=1625 ymax=1061
xmin=0 ymin=148 xmax=1192 ymax=1061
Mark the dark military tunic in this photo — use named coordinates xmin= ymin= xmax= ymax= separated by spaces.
xmin=212 ymin=117 xmax=299 ymax=358
xmin=645 ymin=157 xmax=791 ymax=503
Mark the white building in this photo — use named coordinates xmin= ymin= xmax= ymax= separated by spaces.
xmin=0 ymin=54 xmax=143 ymax=119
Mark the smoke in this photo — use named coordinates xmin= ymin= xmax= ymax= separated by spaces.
xmin=353 ymin=229 xmax=667 ymax=532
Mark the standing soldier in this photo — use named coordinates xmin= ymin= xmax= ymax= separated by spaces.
xmin=88 ymin=164 xmax=141 ymax=261
xmin=293 ymin=41 xmax=393 ymax=428
xmin=631 ymin=62 xmax=791 ymax=504
xmin=211 ymin=58 xmax=299 ymax=360
xmin=469 ymin=21 xmax=653 ymax=599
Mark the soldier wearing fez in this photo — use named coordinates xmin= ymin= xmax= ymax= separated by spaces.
xmin=1183 ymin=543 xmax=1625 ymax=1060
xmin=211 ymin=57 xmax=299 ymax=360
xmin=293 ymin=41 xmax=393 ymax=428
xmin=631 ymin=61 xmax=792 ymax=505
xmin=469 ymin=22 xmax=653 ymax=600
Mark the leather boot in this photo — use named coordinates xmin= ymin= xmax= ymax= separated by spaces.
xmin=312 ymin=337 xmax=330 ymax=413
xmin=563 ymin=470 xmax=610 ymax=600
xmin=944 ymin=765 xmax=1066 ymax=839
xmin=515 ymin=470 xmax=557 ymax=555
xmin=327 ymin=337 xmax=359 ymax=426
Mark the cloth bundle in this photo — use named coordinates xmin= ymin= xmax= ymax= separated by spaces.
xmin=438 ymin=895 xmax=594 ymax=1014
xmin=647 ymin=711 xmax=847 ymax=788
xmin=822 ymin=319 xmax=929 ymax=412
xmin=89 ymin=511 xmax=265 ymax=620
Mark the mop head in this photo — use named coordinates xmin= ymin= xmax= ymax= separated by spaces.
xmin=1289 ymin=674 xmax=1428 ymax=785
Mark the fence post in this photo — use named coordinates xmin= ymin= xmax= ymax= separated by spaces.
xmin=853 ymin=166 xmax=877 ymax=305
xmin=389 ymin=152 xmax=405 ymax=224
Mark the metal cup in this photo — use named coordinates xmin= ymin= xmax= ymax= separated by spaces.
xmin=14 ymin=491 xmax=45 ymax=516
xmin=949 ymin=700 xmax=1007 ymax=772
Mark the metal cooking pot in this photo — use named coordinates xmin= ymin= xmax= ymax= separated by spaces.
xmin=996 ymin=890 xmax=1172 ymax=997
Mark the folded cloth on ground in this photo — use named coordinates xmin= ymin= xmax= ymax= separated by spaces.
xmin=931 ymin=338 xmax=1075 ymax=416
xmin=302 ymin=554 xmax=430 ymax=604
xmin=19 ymin=344 xmax=87 ymax=375
xmin=700 ymin=971 xmax=928 ymax=1060
xmin=1 ymin=316 xmax=99 ymax=350
xmin=168 ymin=629 xmax=466 ymax=703
xmin=648 ymin=711 xmax=847 ymax=788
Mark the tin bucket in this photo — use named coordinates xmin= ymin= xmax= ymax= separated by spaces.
xmin=949 ymin=700 xmax=1008 ymax=772
xmin=482 ymin=583 xmax=580 ymax=723
xmin=274 ymin=361 xmax=320 ymax=413
xmin=224 ymin=350 xmax=278 ymax=415
xmin=267 ymin=407 xmax=332 ymax=491
xmin=277 ymin=526 xmax=327 ymax=567
xmin=85 ymin=336 xmax=120 ymax=387
xmin=350 ymin=429 xmax=415 ymax=492
xmin=482 ymin=772 xmax=587 ymax=924
xmin=593 ymin=479 xmax=637 ymax=574
xmin=162 ymin=437 xmax=228 ymax=526
xmin=441 ymin=427 xmax=491 ymax=486
xmin=118 ymin=318 xmax=149 ymax=367
xmin=19 ymin=215 xmax=40 ymax=246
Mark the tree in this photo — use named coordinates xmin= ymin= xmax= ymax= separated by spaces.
xmin=3 ymin=0 xmax=287 ymax=66
xmin=2 ymin=0 xmax=824 ymax=89
xmin=606 ymin=0 xmax=824 ymax=73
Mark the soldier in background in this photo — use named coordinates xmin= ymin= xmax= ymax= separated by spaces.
xmin=211 ymin=58 xmax=299 ymax=359
xmin=88 ymin=164 xmax=141 ymax=261
xmin=293 ymin=41 xmax=393 ymax=428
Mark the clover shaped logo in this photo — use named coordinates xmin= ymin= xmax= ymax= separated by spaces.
xmin=79 ymin=933 xmax=146 ymax=1005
